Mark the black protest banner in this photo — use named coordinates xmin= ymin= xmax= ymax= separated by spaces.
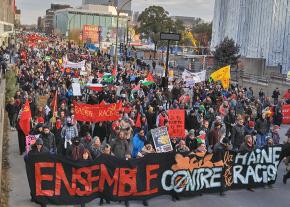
xmin=25 ymin=146 xmax=284 ymax=205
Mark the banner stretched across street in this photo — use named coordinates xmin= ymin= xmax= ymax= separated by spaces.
xmin=25 ymin=146 xmax=285 ymax=205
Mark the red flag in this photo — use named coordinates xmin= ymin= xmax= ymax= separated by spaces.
xmin=19 ymin=100 xmax=32 ymax=136
xmin=146 ymin=72 xmax=155 ymax=82
xmin=135 ymin=113 xmax=141 ymax=128
xmin=112 ymin=68 xmax=117 ymax=77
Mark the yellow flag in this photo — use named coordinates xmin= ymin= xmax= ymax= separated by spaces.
xmin=221 ymin=77 xmax=230 ymax=89
xmin=210 ymin=65 xmax=231 ymax=81
xmin=210 ymin=65 xmax=231 ymax=89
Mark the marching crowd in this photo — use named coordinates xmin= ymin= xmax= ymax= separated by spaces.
xmin=2 ymin=33 xmax=290 ymax=206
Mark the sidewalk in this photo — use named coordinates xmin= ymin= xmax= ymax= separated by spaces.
xmin=8 ymin=129 xmax=39 ymax=207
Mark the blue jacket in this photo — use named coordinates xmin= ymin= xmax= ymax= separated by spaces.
xmin=132 ymin=134 xmax=145 ymax=158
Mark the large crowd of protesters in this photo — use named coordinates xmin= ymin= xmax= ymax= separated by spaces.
xmin=1 ymin=33 xmax=290 ymax=207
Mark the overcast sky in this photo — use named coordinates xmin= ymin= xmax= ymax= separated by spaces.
xmin=17 ymin=0 xmax=214 ymax=25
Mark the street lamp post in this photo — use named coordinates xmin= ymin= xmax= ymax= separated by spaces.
xmin=113 ymin=0 xmax=132 ymax=69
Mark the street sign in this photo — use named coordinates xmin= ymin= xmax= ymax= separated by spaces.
xmin=160 ymin=33 xmax=181 ymax=41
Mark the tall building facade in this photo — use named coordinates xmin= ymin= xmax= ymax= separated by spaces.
xmin=44 ymin=4 xmax=72 ymax=34
xmin=211 ymin=0 xmax=290 ymax=74
xmin=82 ymin=0 xmax=132 ymax=13
xmin=54 ymin=6 xmax=128 ymax=48
xmin=0 ymin=0 xmax=15 ymax=46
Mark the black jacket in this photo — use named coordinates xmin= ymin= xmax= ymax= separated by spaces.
xmin=255 ymin=118 xmax=270 ymax=135
xmin=39 ymin=132 xmax=56 ymax=153
xmin=231 ymin=124 xmax=245 ymax=147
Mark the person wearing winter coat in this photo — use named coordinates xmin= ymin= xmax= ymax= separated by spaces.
xmin=273 ymin=108 xmax=283 ymax=126
xmin=132 ymin=129 xmax=146 ymax=158
xmin=239 ymin=135 xmax=255 ymax=152
xmin=145 ymin=106 xmax=157 ymax=130
xmin=271 ymin=125 xmax=280 ymax=145
xmin=90 ymin=136 xmax=102 ymax=159
xmin=176 ymin=140 xmax=190 ymax=153
xmin=224 ymin=108 xmax=236 ymax=137
xmin=61 ymin=117 xmax=78 ymax=154
xmin=244 ymin=121 xmax=257 ymax=137
xmin=255 ymin=114 xmax=270 ymax=148
xmin=110 ymin=130 xmax=131 ymax=159
xmin=39 ymin=125 xmax=56 ymax=154
xmin=66 ymin=137 xmax=85 ymax=161
xmin=81 ymin=132 xmax=93 ymax=149
xmin=28 ymin=138 xmax=49 ymax=156
xmin=5 ymin=97 xmax=17 ymax=130
xmin=93 ymin=122 xmax=107 ymax=143
xmin=231 ymin=117 xmax=245 ymax=151
xmin=156 ymin=109 xmax=168 ymax=127
xmin=208 ymin=122 xmax=222 ymax=152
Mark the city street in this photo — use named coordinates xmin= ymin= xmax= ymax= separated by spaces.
xmin=2 ymin=1 xmax=290 ymax=207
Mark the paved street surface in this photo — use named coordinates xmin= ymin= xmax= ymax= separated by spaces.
xmin=8 ymin=125 xmax=290 ymax=207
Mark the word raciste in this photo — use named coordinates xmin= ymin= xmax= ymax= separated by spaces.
xmin=25 ymin=146 xmax=283 ymax=205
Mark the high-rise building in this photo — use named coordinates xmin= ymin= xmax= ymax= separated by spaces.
xmin=0 ymin=0 xmax=15 ymax=46
xmin=15 ymin=8 xmax=21 ymax=29
xmin=82 ymin=0 xmax=132 ymax=14
xmin=211 ymin=0 xmax=290 ymax=74
xmin=44 ymin=4 xmax=72 ymax=34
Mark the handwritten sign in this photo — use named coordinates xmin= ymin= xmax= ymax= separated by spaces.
xmin=151 ymin=127 xmax=173 ymax=153
xmin=168 ymin=110 xmax=185 ymax=138
xmin=282 ymin=104 xmax=290 ymax=124
xmin=26 ymin=135 xmax=38 ymax=153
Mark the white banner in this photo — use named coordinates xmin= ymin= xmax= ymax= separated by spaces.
xmin=182 ymin=70 xmax=206 ymax=87
xmin=63 ymin=60 xmax=86 ymax=69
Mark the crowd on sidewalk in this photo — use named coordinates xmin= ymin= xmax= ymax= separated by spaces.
xmin=2 ymin=33 xmax=290 ymax=207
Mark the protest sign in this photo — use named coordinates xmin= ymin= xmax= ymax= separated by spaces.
xmin=182 ymin=70 xmax=206 ymax=87
xmin=151 ymin=127 xmax=173 ymax=153
xmin=72 ymin=83 xmax=82 ymax=96
xmin=25 ymin=135 xmax=38 ymax=153
xmin=25 ymin=146 xmax=285 ymax=205
xmin=282 ymin=104 xmax=290 ymax=124
xmin=63 ymin=60 xmax=86 ymax=69
xmin=38 ymin=96 xmax=48 ymax=108
xmin=168 ymin=110 xmax=185 ymax=138
xmin=74 ymin=101 xmax=122 ymax=122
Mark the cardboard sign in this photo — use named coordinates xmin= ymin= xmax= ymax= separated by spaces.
xmin=151 ymin=127 xmax=173 ymax=153
xmin=168 ymin=110 xmax=185 ymax=138
xmin=72 ymin=83 xmax=82 ymax=96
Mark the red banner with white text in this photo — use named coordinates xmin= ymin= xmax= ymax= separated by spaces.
xmin=74 ymin=101 xmax=122 ymax=122
xmin=282 ymin=104 xmax=290 ymax=124
xmin=168 ymin=110 xmax=185 ymax=138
